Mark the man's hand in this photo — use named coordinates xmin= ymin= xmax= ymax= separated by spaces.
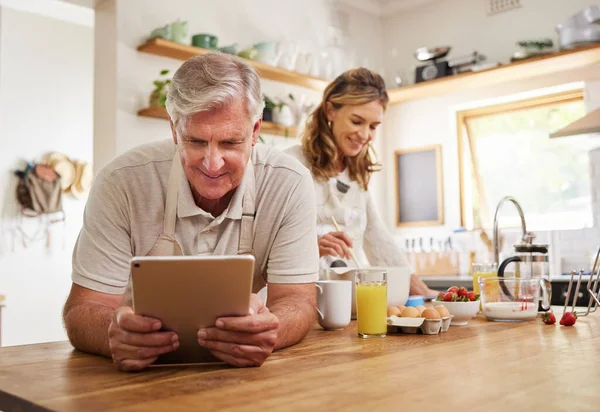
xmin=197 ymin=294 xmax=279 ymax=367
xmin=318 ymin=231 xmax=353 ymax=259
xmin=108 ymin=307 xmax=179 ymax=372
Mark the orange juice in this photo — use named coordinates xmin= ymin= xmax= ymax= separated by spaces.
xmin=472 ymin=271 xmax=496 ymax=295
xmin=356 ymin=282 xmax=387 ymax=336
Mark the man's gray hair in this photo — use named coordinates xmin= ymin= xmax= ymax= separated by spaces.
xmin=166 ymin=53 xmax=265 ymax=130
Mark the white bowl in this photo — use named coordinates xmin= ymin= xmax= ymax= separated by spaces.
xmin=321 ymin=266 xmax=411 ymax=318
xmin=432 ymin=300 xmax=480 ymax=326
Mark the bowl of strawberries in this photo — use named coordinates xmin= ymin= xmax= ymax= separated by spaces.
xmin=431 ymin=286 xmax=480 ymax=326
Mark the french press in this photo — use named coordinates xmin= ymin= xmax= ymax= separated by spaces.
xmin=497 ymin=233 xmax=552 ymax=311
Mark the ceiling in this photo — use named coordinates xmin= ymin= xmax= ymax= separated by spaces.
xmin=336 ymin=0 xmax=440 ymax=16
xmin=34 ymin=0 xmax=437 ymax=15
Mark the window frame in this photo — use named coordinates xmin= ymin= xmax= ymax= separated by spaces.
xmin=456 ymin=89 xmax=585 ymax=229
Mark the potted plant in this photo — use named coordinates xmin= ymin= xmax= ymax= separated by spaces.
xmin=271 ymin=94 xmax=295 ymax=127
xmin=263 ymin=95 xmax=277 ymax=122
xmin=149 ymin=69 xmax=172 ymax=108
xmin=277 ymin=93 xmax=314 ymax=127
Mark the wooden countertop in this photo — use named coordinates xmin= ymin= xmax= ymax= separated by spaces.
xmin=1 ymin=314 xmax=599 ymax=411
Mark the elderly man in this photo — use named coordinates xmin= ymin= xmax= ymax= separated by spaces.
xmin=62 ymin=54 xmax=319 ymax=371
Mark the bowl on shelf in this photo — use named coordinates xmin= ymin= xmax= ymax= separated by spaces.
xmin=218 ymin=43 xmax=239 ymax=55
xmin=192 ymin=33 xmax=218 ymax=49
xmin=253 ymin=41 xmax=278 ymax=65
xmin=237 ymin=47 xmax=258 ymax=60
xmin=432 ymin=300 xmax=480 ymax=326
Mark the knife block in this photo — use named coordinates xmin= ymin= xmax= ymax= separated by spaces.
xmin=405 ymin=252 xmax=461 ymax=276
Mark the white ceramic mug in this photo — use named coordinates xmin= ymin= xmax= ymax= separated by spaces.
xmin=316 ymin=280 xmax=352 ymax=330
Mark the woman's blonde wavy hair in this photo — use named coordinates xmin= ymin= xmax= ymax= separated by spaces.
xmin=301 ymin=68 xmax=388 ymax=191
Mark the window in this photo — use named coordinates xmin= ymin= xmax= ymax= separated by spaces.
xmin=457 ymin=89 xmax=595 ymax=231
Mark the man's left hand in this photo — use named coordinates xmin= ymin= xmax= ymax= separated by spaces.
xmin=197 ymin=294 xmax=279 ymax=367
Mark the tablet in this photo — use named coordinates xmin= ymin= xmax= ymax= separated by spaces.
xmin=130 ymin=255 xmax=255 ymax=365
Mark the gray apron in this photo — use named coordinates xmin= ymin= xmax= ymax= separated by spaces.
xmin=125 ymin=153 xmax=256 ymax=306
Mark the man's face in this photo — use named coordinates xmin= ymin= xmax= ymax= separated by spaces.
xmin=171 ymin=98 xmax=260 ymax=204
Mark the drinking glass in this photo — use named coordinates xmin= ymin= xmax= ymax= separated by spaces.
xmin=472 ymin=262 xmax=498 ymax=295
xmin=355 ymin=269 xmax=387 ymax=338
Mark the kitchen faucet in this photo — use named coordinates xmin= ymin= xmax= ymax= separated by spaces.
xmin=492 ymin=196 xmax=534 ymax=265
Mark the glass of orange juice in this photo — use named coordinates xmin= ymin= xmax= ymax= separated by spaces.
xmin=355 ymin=269 xmax=387 ymax=338
xmin=471 ymin=263 xmax=498 ymax=295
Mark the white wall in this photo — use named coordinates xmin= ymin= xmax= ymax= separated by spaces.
xmin=93 ymin=0 xmax=385 ymax=170
xmin=376 ymin=0 xmax=600 ymax=273
xmin=0 ymin=6 xmax=93 ymax=346
xmin=382 ymin=0 xmax=600 ymax=77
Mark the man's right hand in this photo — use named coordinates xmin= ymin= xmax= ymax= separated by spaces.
xmin=318 ymin=231 xmax=353 ymax=259
xmin=108 ymin=307 xmax=179 ymax=372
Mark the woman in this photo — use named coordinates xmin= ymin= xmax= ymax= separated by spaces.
xmin=285 ymin=68 xmax=437 ymax=297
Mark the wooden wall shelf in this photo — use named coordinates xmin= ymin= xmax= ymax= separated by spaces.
xmin=137 ymin=38 xmax=328 ymax=91
xmin=137 ymin=106 xmax=169 ymax=120
xmin=388 ymin=43 xmax=600 ymax=104
xmin=137 ymin=107 xmax=298 ymax=138
xmin=138 ymin=39 xmax=600 ymax=106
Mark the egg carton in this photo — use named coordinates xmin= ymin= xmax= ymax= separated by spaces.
xmin=386 ymin=315 xmax=453 ymax=335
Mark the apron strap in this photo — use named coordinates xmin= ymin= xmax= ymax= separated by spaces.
xmin=238 ymin=161 xmax=255 ymax=255
xmin=163 ymin=152 xmax=181 ymax=237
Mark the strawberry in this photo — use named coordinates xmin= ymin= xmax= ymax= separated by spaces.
xmin=541 ymin=312 xmax=556 ymax=325
xmin=560 ymin=312 xmax=577 ymax=326
xmin=443 ymin=292 xmax=457 ymax=302
xmin=460 ymin=295 xmax=469 ymax=302
xmin=447 ymin=286 xmax=459 ymax=294
xmin=436 ymin=292 xmax=445 ymax=301
xmin=457 ymin=287 xmax=469 ymax=297
xmin=467 ymin=291 xmax=479 ymax=301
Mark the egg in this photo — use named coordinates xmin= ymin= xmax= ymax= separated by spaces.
xmin=400 ymin=306 xmax=420 ymax=318
xmin=416 ymin=306 xmax=426 ymax=315
xmin=421 ymin=308 xmax=442 ymax=319
xmin=397 ymin=305 xmax=406 ymax=313
xmin=387 ymin=306 xmax=401 ymax=317
xmin=435 ymin=305 xmax=450 ymax=318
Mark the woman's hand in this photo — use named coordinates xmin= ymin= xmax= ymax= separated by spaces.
xmin=409 ymin=274 xmax=438 ymax=297
xmin=318 ymin=231 xmax=353 ymax=259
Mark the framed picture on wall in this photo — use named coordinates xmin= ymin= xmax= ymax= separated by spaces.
xmin=394 ymin=145 xmax=444 ymax=227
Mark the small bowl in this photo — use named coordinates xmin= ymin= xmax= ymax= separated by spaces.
xmin=192 ymin=33 xmax=218 ymax=49
xmin=218 ymin=43 xmax=239 ymax=55
xmin=432 ymin=300 xmax=480 ymax=326
xmin=237 ymin=47 xmax=258 ymax=60
xmin=405 ymin=295 xmax=425 ymax=307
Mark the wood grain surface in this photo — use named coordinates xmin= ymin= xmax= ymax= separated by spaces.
xmin=1 ymin=314 xmax=599 ymax=411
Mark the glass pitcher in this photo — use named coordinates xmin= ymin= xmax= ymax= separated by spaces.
xmin=497 ymin=241 xmax=551 ymax=312
xmin=497 ymin=243 xmax=549 ymax=280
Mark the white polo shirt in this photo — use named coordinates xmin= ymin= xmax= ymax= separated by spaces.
xmin=72 ymin=140 xmax=319 ymax=295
